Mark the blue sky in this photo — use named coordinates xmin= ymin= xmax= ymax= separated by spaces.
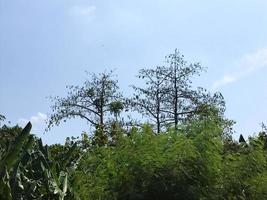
xmin=0 ymin=0 xmax=266 ymax=144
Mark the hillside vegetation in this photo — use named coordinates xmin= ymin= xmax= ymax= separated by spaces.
xmin=1 ymin=50 xmax=266 ymax=199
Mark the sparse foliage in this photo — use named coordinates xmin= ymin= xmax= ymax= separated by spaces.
xmin=48 ymin=71 xmax=124 ymax=145
xmin=129 ymin=66 xmax=170 ymax=133
xmin=130 ymin=49 xmax=225 ymax=133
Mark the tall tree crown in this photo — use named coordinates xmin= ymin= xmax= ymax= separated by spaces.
xmin=47 ymin=71 xmax=123 ymax=134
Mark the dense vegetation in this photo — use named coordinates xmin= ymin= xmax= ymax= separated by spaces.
xmin=74 ymin=122 xmax=267 ymax=200
xmin=1 ymin=117 xmax=267 ymax=199
xmin=1 ymin=50 xmax=266 ymax=199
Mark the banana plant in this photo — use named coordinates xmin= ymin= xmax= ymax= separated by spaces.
xmin=0 ymin=122 xmax=32 ymax=200
xmin=0 ymin=122 xmax=80 ymax=199
xmin=35 ymin=138 xmax=76 ymax=200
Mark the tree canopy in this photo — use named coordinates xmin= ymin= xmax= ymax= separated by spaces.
xmin=47 ymin=71 xmax=124 ymax=144
xmin=129 ymin=50 xmax=225 ymax=133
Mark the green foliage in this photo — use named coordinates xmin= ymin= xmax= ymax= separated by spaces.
xmin=0 ymin=122 xmax=81 ymax=199
xmin=0 ymin=122 xmax=32 ymax=170
xmin=72 ymin=118 xmax=267 ymax=200
xmin=73 ymin=120 xmax=222 ymax=199
xmin=0 ymin=122 xmax=33 ymax=200
xmin=0 ymin=123 xmax=23 ymax=159
xmin=1 ymin=46 xmax=266 ymax=199
xmin=1 ymin=116 xmax=267 ymax=199
xmin=220 ymin=133 xmax=267 ymax=199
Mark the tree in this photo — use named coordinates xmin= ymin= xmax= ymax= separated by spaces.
xmin=0 ymin=115 xmax=23 ymax=156
xmin=47 ymin=71 xmax=124 ymax=140
xmin=130 ymin=49 xmax=225 ymax=132
xmin=162 ymin=49 xmax=225 ymax=130
xmin=0 ymin=114 xmax=5 ymax=124
xmin=129 ymin=66 xmax=170 ymax=133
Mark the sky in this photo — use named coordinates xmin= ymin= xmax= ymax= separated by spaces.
xmin=0 ymin=0 xmax=267 ymax=144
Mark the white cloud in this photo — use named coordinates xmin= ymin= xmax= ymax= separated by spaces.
xmin=69 ymin=5 xmax=96 ymax=16
xmin=212 ymin=47 xmax=267 ymax=90
xmin=212 ymin=75 xmax=236 ymax=90
xmin=18 ymin=112 xmax=47 ymax=132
